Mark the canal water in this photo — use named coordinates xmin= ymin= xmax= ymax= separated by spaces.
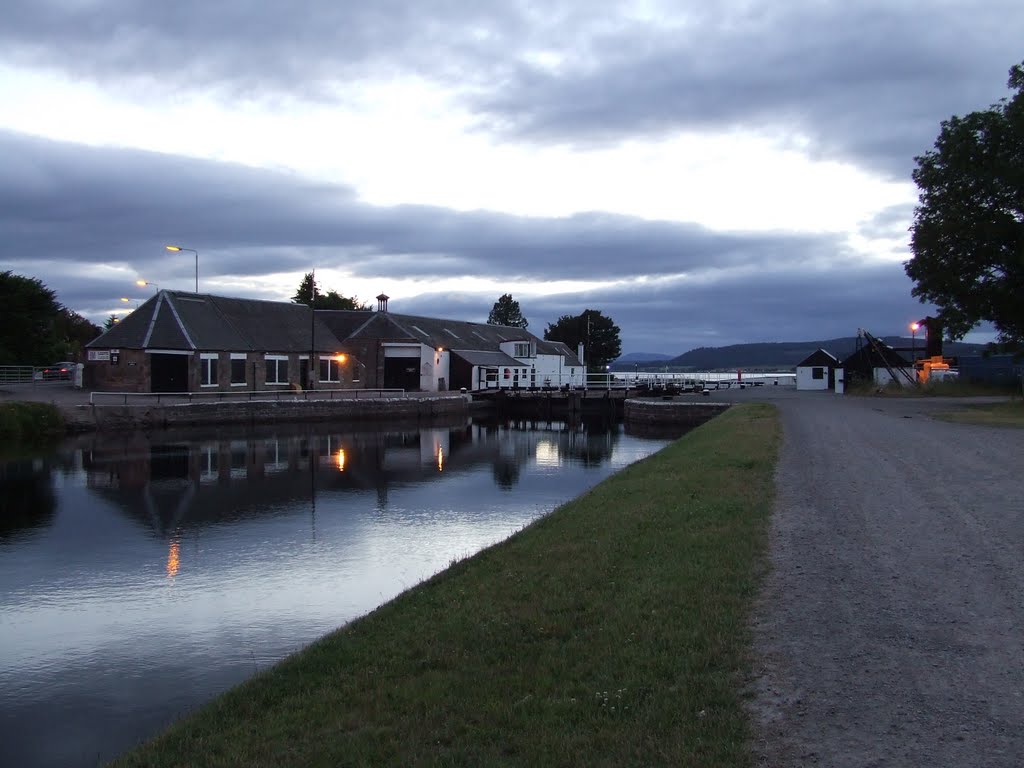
xmin=0 ymin=416 xmax=681 ymax=768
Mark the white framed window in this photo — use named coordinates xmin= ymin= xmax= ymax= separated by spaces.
xmin=514 ymin=342 xmax=531 ymax=358
xmin=200 ymin=353 xmax=219 ymax=387
xmin=319 ymin=357 xmax=343 ymax=382
xmin=265 ymin=355 xmax=289 ymax=385
xmin=230 ymin=353 xmax=247 ymax=386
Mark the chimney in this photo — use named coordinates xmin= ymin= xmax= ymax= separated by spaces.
xmin=376 ymin=293 xmax=389 ymax=312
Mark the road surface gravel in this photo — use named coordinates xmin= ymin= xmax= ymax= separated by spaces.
xmin=733 ymin=390 xmax=1024 ymax=767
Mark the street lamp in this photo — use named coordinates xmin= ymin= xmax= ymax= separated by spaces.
xmin=165 ymin=245 xmax=199 ymax=292
xmin=120 ymin=297 xmax=140 ymax=310
xmin=136 ymin=279 xmax=159 ymax=292
xmin=910 ymin=321 xmax=920 ymax=361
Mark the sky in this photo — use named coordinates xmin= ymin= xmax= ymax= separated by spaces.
xmin=1 ymin=1 xmax=1019 ymax=355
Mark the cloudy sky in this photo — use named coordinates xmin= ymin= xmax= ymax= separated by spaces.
xmin=1 ymin=1 xmax=1019 ymax=355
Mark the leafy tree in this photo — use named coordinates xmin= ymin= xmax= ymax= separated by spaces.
xmin=906 ymin=61 xmax=1024 ymax=350
xmin=55 ymin=309 xmax=102 ymax=360
xmin=292 ymin=272 xmax=368 ymax=310
xmin=103 ymin=315 xmax=120 ymax=330
xmin=487 ymin=293 xmax=529 ymax=328
xmin=544 ymin=309 xmax=622 ymax=371
xmin=293 ymin=272 xmax=319 ymax=306
xmin=0 ymin=271 xmax=64 ymax=365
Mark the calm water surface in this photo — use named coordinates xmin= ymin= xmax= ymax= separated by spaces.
xmin=0 ymin=417 xmax=679 ymax=767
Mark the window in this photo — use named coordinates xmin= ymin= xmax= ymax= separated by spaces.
xmin=200 ymin=354 xmax=218 ymax=387
xmin=230 ymin=354 xmax=247 ymax=386
xmin=812 ymin=367 xmax=825 ymax=380
xmin=266 ymin=355 xmax=289 ymax=385
xmin=319 ymin=357 xmax=342 ymax=383
xmin=514 ymin=343 xmax=531 ymax=357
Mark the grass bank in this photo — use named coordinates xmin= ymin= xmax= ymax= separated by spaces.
xmin=935 ymin=400 xmax=1024 ymax=427
xmin=114 ymin=403 xmax=780 ymax=768
xmin=0 ymin=401 xmax=64 ymax=445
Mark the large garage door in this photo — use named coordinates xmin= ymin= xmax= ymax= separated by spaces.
xmin=151 ymin=354 xmax=189 ymax=393
xmin=383 ymin=357 xmax=420 ymax=391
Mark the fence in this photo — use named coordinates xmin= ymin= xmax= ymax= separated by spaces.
xmin=89 ymin=388 xmax=408 ymax=406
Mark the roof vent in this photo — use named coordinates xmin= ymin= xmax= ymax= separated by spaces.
xmin=376 ymin=293 xmax=389 ymax=312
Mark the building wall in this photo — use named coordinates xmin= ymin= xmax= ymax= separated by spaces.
xmin=873 ymin=366 xmax=915 ymax=387
xmin=796 ymin=365 xmax=830 ymax=391
xmin=85 ymin=348 xmax=151 ymax=392
xmin=85 ymin=349 xmax=357 ymax=393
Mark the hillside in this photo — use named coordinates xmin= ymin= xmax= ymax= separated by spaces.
xmin=614 ymin=337 xmax=988 ymax=370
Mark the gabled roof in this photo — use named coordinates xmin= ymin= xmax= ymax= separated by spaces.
xmin=87 ymin=291 xmax=345 ymax=353
xmin=326 ymin=310 xmax=583 ymax=365
xmin=841 ymin=341 xmax=911 ymax=370
xmin=451 ymin=350 xmax=524 ymax=367
xmin=796 ymin=348 xmax=840 ymax=368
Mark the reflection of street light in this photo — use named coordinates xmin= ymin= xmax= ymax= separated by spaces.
xmin=165 ymin=245 xmax=199 ymax=292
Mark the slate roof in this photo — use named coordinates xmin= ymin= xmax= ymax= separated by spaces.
xmin=87 ymin=291 xmax=345 ymax=352
xmin=88 ymin=292 xmax=585 ymax=367
xmin=329 ymin=311 xmax=584 ymax=366
xmin=451 ymin=350 xmax=524 ymax=367
xmin=840 ymin=340 xmax=911 ymax=371
xmin=796 ymin=349 xmax=840 ymax=368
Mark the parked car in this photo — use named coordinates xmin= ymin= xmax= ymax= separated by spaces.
xmin=41 ymin=362 xmax=76 ymax=381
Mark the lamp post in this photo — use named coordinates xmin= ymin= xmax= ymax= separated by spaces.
xmin=136 ymin=279 xmax=159 ymax=292
xmin=120 ymin=297 xmax=140 ymax=310
xmin=910 ymin=321 xmax=919 ymax=361
xmin=165 ymin=245 xmax=199 ymax=292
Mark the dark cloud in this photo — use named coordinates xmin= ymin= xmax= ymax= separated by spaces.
xmin=470 ymin=2 xmax=1022 ymax=178
xmin=0 ymin=129 xmax=925 ymax=353
xmin=4 ymin=1 xmax=1021 ymax=179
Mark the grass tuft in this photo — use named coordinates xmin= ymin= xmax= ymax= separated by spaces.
xmin=934 ymin=400 xmax=1024 ymax=427
xmin=112 ymin=403 xmax=780 ymax=768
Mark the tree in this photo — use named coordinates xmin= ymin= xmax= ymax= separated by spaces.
xmin=905 ymin=61 xmax=1024 ymax=350
xmin=292 ymin=272 xmax=368 ymax=310
xmin=544 ymin=309 xmax=622 ymax=371
xmin=0 ymin=271 xmax=64 ymax=365
xmin=487 ymin=293 xmax=528 ymax=328
xmin=55 ymin=309 xmax=102 ymax=360
xmin=103 ymin=315 xmax=120 ymax=330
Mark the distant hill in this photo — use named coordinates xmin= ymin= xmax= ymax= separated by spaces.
xmin=615 ymin=352 xmax=674 ymax=363
xmin=612 ymin=337 xmax=988 ymax=370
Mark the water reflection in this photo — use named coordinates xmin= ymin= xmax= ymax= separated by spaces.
xmin=0 ymin=416 xmax=682 ymax=768
xmin=0 ymin=459 xmax=57 ymax=541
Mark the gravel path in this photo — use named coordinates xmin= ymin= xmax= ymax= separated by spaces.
xmin=737 ymin=390 xmax=1024 ymax=767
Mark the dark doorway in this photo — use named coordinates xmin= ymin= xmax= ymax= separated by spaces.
xmin=300 ymin=359 xmax=310 ymax=390
xmin=150 ymin=354 xmax=189 ymax=393
xmin=383 ymin=357 xmax=420 ymax=391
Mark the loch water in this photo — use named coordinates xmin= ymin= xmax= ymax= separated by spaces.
xmin=0 ymin=416 xmax=681 ymax=768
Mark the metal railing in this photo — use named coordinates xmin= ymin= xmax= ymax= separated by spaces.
xmin=89 ymin=388 xmax=407 ymax=405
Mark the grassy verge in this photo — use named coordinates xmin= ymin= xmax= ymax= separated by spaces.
xmin=934 ymin=400 xmax=1024 ymax=427
xmin=113 ymin=403 xmax=780 ymax=768
xmin=847 ymin=379 xmax=1018 ymax=397
xmin=0 ymin=401 xmax=64 ymax=444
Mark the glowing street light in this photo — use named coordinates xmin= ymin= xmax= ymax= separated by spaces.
xmin=910 ymin=321 xmax=920 ymax=361
xmin=165 ymin=245 xmax=199 ymax=292
xmin=136 ymin=279 xmax=159 ymax=292
xmin=120 ymin=297 xmax=140 ymax=309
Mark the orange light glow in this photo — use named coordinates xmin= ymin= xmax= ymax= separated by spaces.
xmin=335 ymin=353 xmax=347 ymax=362
xmin=336 ymin=448 xmax=346 ymax=471
xmin=910 ymin=322 xmax=920 ymax=332
xmin=166 ymin=539 xmax=180 ymax=578
xmin=165 ymin=245 xmax=182 ymax=252
xmin=437 ymin=446 xmax=444 ymax=472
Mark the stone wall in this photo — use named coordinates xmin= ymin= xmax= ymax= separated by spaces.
xmin=62 ymin=395 xmax=471 ymax=432
xmin=623 ymin=398 xmax=730 ymax=427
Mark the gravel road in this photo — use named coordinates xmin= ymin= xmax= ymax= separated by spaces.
xmin=731 ymin=390 xmax=1024 ymax=767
